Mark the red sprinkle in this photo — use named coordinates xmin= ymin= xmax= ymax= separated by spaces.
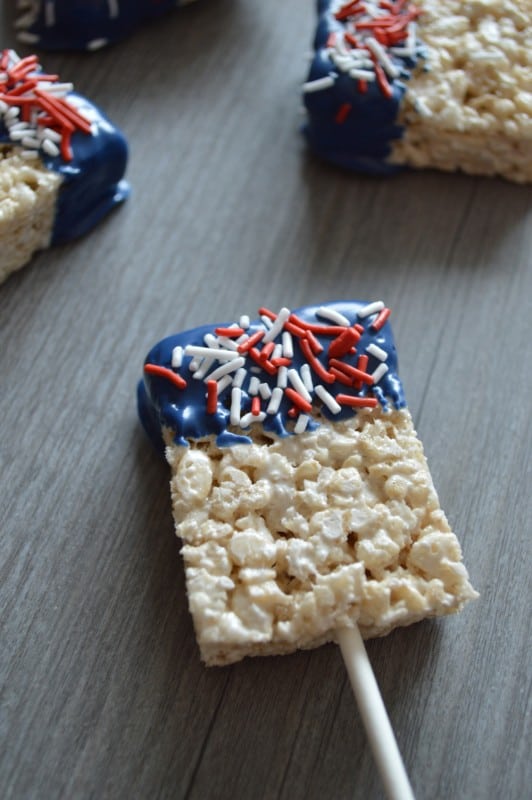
xmin=249 ymin=348 xmax=277 ymax=375
xmin=357 ymin=354 xmax=369 ymax=372
xmin=335 ymin=102 xmax=352 ymax=125
xmin=237 ymin=330 xmax=264 ymax=353
xmin=328 ymin=327 xmax=361 ymax=359
xmin=206 ymin=380 xmax=218 ymax=414
xmin=284 ymin=321 xmax=307 ymax=337
xmin=251 ymin=396 xmax=261 ymax=416
xmin=330 ymin=367 xmax=353 ymax=387
xmin=371 ymin=307 xmax=391 ymax=331
xmin=271 ymin=357 xmax=292 ymax=368
xmin=144 ymin=364 xmax=187 ymax=390
xmin=259 ymin=342 xmax=275 ymax=361
xmin=214 ymin=326 xmax=245 ymax=337
xmin=300 ymin=339 xmax=335 ymax=384
xmin=329 ymin=358 xmax=374 ymax=385
xmin=258 ymin=307 xmax=277 ymax=321
xmin=285 ymin=388 xmax=313 ymax=413
xmin=305 ymin=330 xmax=323 ymax=355
xmin=336 ymin=394 xmax=378 ymax=408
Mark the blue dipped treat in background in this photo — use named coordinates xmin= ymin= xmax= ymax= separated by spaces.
xmin=0 ymin=48 xmax=129 ymax=280
xmin=16 ymin=0 xmax=198 ymax=52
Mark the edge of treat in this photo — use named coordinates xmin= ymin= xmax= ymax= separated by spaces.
xmin=0 ymin=48 xmax=129 ymax=250
xmin=15 ymin=0 xmax=196 ymax=52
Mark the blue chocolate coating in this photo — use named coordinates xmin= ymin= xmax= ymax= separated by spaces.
xmin=138 ymin=301 xmax=405 ymax=454
xmin=0 ymin=90 xmax=129 ymax=244
xmin=17 ymin=1 xmax=190 ymax=51
xmin=303 ymin=0 xmax=424 ymax=174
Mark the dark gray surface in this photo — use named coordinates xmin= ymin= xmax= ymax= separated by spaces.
xmin=1 ymin=2 xmax=531 ymax=799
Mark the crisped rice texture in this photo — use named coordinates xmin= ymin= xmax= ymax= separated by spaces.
xmin=163 ymin=408 xmax=478 ymax=666
xmin=0 ymin=147 xmax=60 ymax=284
xmin=390 ymin=0 xmax=532 ymax=182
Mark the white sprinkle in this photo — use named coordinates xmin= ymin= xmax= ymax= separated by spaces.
xmin=189 ymin=358 xmax=202 ymax=373
xmin=294 ymin=414 xmax=309 ymax=434
xmin=300 ymin=364 xmax=314 ymax=393
xmin=217 ymin=337 xmax=239 ymax=351
xmin=108 ymin=0 xmax=119 ymax=18
xmin=5 ymin=107 xmax=20 ymax=120
xmin=8 ymin=129 xmax=31 ymax=141
xmin=206 ymin=356 xmax=246 ymax=383
xmin=45 ymin=2 xmax=56 ymax=27
xmin=37 ymin=82 xmax=73 ymax=95
xmin=87 ymin=38 xmax=109 ymax=51
xmin=20 ymin=150 xmax=39 ymax=159
xmin=365 ymin=37 xmax=400 ymax=78
xmin=260 ymin=315 xmax=273 ymax=329
xmin=184 ymin=345 xmax=241 ymax=361
xmin=357 ymin=301 xmax=384 ymax=319
xmin=22 ymin=136 xmax=40 ymax=149
xmin=366 ymin=343 xmax=388 ymax=361
xmin=232 ymin=368 xmax=247 ymax=389
xmin=240 ymin=412 xmax=266 ymax=428
xmin=0 ymin=101 xmax=7 ymax=114
xmin=41 ymin=128 xmax=62 ymax=143
xmin=216 ymin=375 xmax=233 ymax=394
xmin=239 ymin=315 xmax=250 ymax=329
xmin=349 ymin=68 xmax=376 ymax=81
xmin=282 ymin=332 xmax=293 ymax=359
xmin=250 ymin=367 xmax=261 ymax=374
xmin=171 ymin=346 xmax=184 ymax=368
xmin=288 ymin=369 xmax=312 ymax=402
xmin=302 ymin=75 xmax=335 ymax=93
xmin=266 ymin=387 xmax=283 ymax=415
xmin=258 ymin=383 xmax=272 ymax=400
xmin=277 ymin=366 xmax=288 ymax=389
xmin=41 ymin=139 xmax=60 ymax=158
xmin=272 ymin=344 xmax=283 ymax=361
xmin=17 ymin=32 xmax=40 ymax=44
xmin=372 ymin=363 xmax=389 ymax=384
xmin=248 ymin=377 xmax=260 ymax=395
xmin=203 ymin=333 xmax=218 ymax=348
xmin=316 ymin=306 xmax=350 ymax=326
xmin=263 ymin=307 xmax=291 ymax=344
xmin=230 ymin=388 xmax=242 ymax=426
xmin=315 ymin=385 xmax=342 ymax=415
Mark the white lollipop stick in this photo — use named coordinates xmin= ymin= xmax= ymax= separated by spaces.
xmin=337 ymin=626 xmax=416 ymax=800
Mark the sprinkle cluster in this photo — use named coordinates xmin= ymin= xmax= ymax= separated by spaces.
xmin=144 ymin=303 xmax=394 ymax=437
xmin=303 ymin=0 xmax=422 ymax=104
xmin=0 ymin=49 xmax=92 ymax=161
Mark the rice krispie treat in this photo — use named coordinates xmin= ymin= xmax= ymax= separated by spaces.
xmin=303 ymin=0 xmax=532 ymax=182
xmin=0 ymin=49 xmax=129 ymax=283
xmin=16 ymin=0 xmax=198 ymax=51
xmin=138 ymin=301 xmax=477 ymax=666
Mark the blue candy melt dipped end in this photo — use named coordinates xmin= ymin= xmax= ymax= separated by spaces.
xmin=17 ymin=0 xmax=191 ymax=51
xmin=138 ymin=301 xmax=406 ymax=454
xmin=303 ymin=0 xmax=425 ymax=174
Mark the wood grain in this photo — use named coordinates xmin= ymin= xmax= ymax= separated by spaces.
xmin=1 ymin=2 xmax=531 ymax=798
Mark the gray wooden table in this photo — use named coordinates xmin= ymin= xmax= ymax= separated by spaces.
xmin=1 ymin=2 xmax=531 ymax=799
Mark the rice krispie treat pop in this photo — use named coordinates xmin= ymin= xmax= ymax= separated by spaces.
xmin=16 ymin=0 xmax=198 ymax=52
xmin=0 ymin=49 xmax=129 ymax=283
xmin=138 ymin=300 xmax=477 ymax=799
xmin=138 ymin=300 xmax=477 ymax=665
xmin=303 ymin=0 xmax=532 ymax=182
